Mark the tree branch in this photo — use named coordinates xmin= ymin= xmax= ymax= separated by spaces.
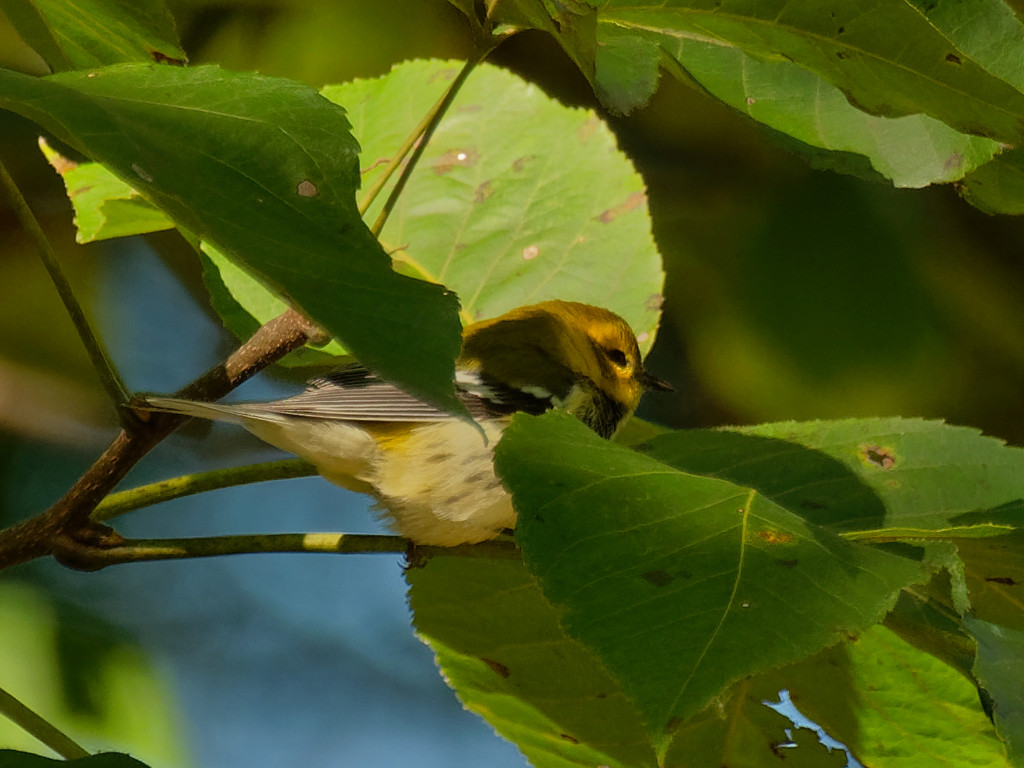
xmin=49 ymin=532 xmax=519 ymax=569
xmin=0 ymin=308 xmax=322 ymax=572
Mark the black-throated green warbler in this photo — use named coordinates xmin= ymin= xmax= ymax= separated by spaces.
xmin=142 ymin=300 xmax=671 ymax=545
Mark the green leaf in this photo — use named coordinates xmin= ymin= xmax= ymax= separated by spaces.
xmin=0 ymin=752 xmax=150 ymax=767
xmin=492 ymin=0 xmax=1024 ymax=188
xmin=960 ymin=149 xmax=1024 ymax=215
xmin=737 ymin=418 xmax=1024 ymax=532
xmin=408 ymin=557 xmax=656 ymax=768
xmin=496 ymin=412 xmax=924 ymax=747
xmin=321 ymin=59 xmax=664 ymax=349
xmin=787 ymin=626 xmax=1010 ymax=768
xmin=0 ymin=63 xmax=465 ymax=414
xmin=636 ymin=428 xmax=887 ymax=531
xmin=958 ymin=532 xmax=1024 ymax=632
xmin=597 ymin=1 xmax=1024 ymax=145
xmin=965 ymin=617 xmax=1024 ymax=766
xmin=1 ymin=0 xmax=185 ymax=71
xmin=654 ymin=35 xmax=1002 ymax=188
xmin=662 ymin=679 xmax=848 ymax=767
xmin=38 ymin=139 xmax=174 ymax=242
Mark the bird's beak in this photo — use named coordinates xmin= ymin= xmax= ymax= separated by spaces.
xmin=639 ymin=369 xmax=674 ymax=392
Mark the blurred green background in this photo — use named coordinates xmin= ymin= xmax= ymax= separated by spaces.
xmin=3 ymin=1 xmax=1024 ymax=765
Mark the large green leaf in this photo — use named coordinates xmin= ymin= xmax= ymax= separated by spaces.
xmin=409 ymin=555 xmax=847 ymax=768
xmin=2 ymin=0 xmax=185 ymax=71
xmin=495 ymin=412 xmax=924 ymax=749
xmin=320 ymin=59 xmax=664 ymax=348
xmin=0 ymin=63 xmax=465 ymax=414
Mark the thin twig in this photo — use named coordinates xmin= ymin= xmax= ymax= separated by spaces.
xmin=93 ymin=459 xmax=318 ymax=521
xmin=54 ymin=532 xmax=520 ymax=569
xmin=0 ymin=685 xmax=90 ymax=760
xmin=369 ymin=51 xmax=491 ymax=236
xmin=0 ymin=155 xmax=130 ymax=414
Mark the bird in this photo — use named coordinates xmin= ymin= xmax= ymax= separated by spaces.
xmin=139 ymin=300 xmax=671 ymax=546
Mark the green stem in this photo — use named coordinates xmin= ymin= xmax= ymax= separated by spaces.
xmin=84 ymin=532 xmax=519 ymax=567
xmin=0 ymin=156 xmax=130 ymax=412
xmin=0 ymin=685 xmax=90 ymax=760
xmin=93 ymin=459 xmax=318 ymax=521
xmin=363 ymin=51 xmax=491 ymax=236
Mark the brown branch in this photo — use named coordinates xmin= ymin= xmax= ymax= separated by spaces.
xmin=0 ymin=308 xmax=324 ymax=572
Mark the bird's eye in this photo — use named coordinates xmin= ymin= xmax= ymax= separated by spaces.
xmin=605 ymin=347 xmax=628 ymax=368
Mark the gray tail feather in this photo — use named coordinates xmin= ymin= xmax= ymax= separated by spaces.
xmin=138 ymin=396 xmax=273 ymax=425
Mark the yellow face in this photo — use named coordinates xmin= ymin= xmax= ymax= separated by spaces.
xmin=576 ymin=307 xmax=647 ymax=413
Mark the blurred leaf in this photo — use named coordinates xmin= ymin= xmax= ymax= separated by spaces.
xmin=738 ymin=418 xmax=1024 ymax=531
xmin=320 ymin=59 xmax=664 ymax=348
xmin=0 ymin=583 xmax=183 ymax=765
xmin=409 ymin=557 xmax=657 ymax=768
xmin=780 ymin=626 xmax=1009 ymax=768
xmin=0 ymin=751 xmax=150 ymax=767
xmin=496 ymin=412 xmax=924 ymax=747
xmin=1 ymin=0 xmax=185 ymax=72
xmin=965 ymin=617 xmax=1024 ymax=766
xmin=0 ymin=63 xmax=465 ymax=414
xmin=38 ymin=140 xmax=174 ymax=243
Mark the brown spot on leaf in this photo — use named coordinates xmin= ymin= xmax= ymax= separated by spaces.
xmin=512 ymin=155 xmax=536 ymax=172
xmin=560 ymin=734 xmax=579 ymax=744
xmin=837 ymin=50 xmax=851 ymax=59
xmin=985 ymin=576 xmax=1018 ymax=585
xmin=645 ymin=293 xmax=665 ymax=311
xmin=149 ymin=49 xmax=186 ymax=66
xmin=642 ymin=569 xmax=674 ymax=587
xmin=482 ymin=658 xmax=510 ymax=678
xmin=596 ymin=190 xmax=647 ymax=223
xmin=577 ymin=116 xmax=600 ymax=143
xmin=756 ymin=530 xmax=794 ymax=544
xmin=39 ymin=139 xmax=77 ymax=176
xmin=946 ymin=53 xmax=962 ymax=65
xmin=521 ymin=244 xmax=540 ymax=261
xmin=297 ymin=179 xmax=319 ymax=197
xmin=474 ymin=180 xmax=493 ymax=203
xmin=944 ymin=152 xmax=964 ymax=172
xmin=434 ymin=148 xmax=478 ymax=175
xmin=861 ymin=445 xmax=896 ymax=469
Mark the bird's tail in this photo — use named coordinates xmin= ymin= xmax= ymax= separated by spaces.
xmin=135 ymin=396 xmax=279 ymax=425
